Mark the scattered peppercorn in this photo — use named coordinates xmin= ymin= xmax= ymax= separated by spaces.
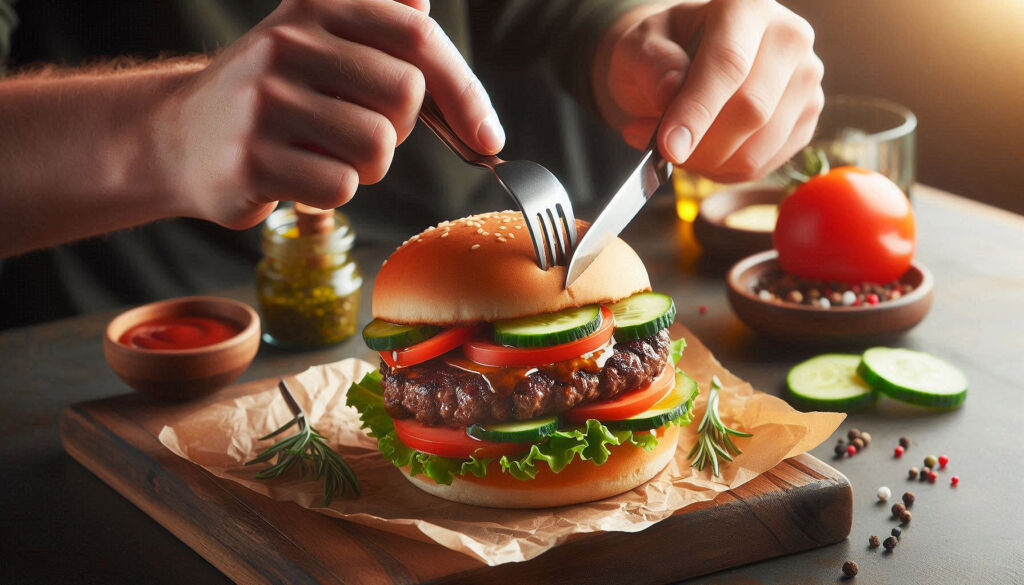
xmin=920 ymin=466 xmax=932 ymax=482
xmin=698 ymin=305 xmax=708 ymax=315
xmin=866 ymin=293 xmax=880 ymax=305
xmin=847 ymin=444 xmax=857 ymax=457
xmin=860 ymin=431 xmax=872 ymax=446
xmin=877 ymin=486 xmax=892 ymax=502
xmin=852 ymin=437 xmax=865 ymax=450
xmin=894 ymin=445 xmax=905 ymax=458
xmin=900 ymin=510 xmax=912 ymax=524
xmin=899 ymin=436 xmax=911 ymax=449
xmin=835 ymin=442 xmax=848 ymax=457
xmin=891 ymin=502 xmax=906 ymax=519
xmin=891 ymin=527 xmax=902 ymax=539
xmin=753 ymin=272 xmax=910 ymax=308
xmin=848 ymin=428 xmax=862 ymax=441
xmin=842 ymin=560 xmax=859 ymax=577
xmin=928 ymin=470 xmax=938 ymax=483
xmin=951 ymin=475 xmax=960 ymax=487
xmin=908 ymin=467 xmax=919 ymax=480
xmin=883 ymin=536 xmax=898 ymax=551
xmin=924 ymin=455 xmax=938 ymax=469
xmin=902 ymin=491 xmax=915 ymax=507
xmin=869 ymin=535 xmax=881 ymax=548
xmin=938 ymin=455 xmax=949 ymax=469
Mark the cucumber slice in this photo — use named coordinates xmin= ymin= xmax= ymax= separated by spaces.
xmin=362 ymin=319 xmax=439 ymax=351
xmin=787 ymin=354 xmax=878 ymax=412
xmin=609 ymin=292 xmax=676 ymax=341
xmin=604 ymin=371 xmax=699 ymax=431
xmin=466 ymin=416 xmax=559 ymax=443
xmin=858 ymin=347 xmax=968 ymax=409
xmin=492 ymin=305 xmax=601 ymax=348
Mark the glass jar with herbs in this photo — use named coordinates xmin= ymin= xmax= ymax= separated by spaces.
xmin=256 ymin=206 xmax=362 ymax=347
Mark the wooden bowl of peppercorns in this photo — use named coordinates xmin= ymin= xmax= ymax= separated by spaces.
xmin=726 ymin=250 xmax=934 ymax=343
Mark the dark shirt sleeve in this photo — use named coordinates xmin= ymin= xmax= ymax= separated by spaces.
xmin=470 ymin=0 xmax=655 ymax=112
xmin=0 ymin=0 xmax=16 ymax=73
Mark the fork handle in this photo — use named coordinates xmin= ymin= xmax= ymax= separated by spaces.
xmin=417 ymin=92 xmax=501 ymax=169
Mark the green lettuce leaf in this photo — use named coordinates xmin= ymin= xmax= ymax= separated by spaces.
xmin=346 ymin=348 xmax=697 ymax=486
xmin=670 ymin=337 xmax=687 ymax=366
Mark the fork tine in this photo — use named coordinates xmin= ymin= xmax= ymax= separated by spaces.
xmin=520 ymin=206 xmax=549 ymax=271
xmin=555 ymin=198 xmax=578 ymax=252
xmin=538 ymin=210 xmax=561 ymax=267
xmin=544 ymin=207 xmax=567 ymax=265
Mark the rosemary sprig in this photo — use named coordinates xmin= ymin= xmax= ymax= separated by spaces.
xmin=245 ymin=413 xmax=359 ymax=505
xmin=688 ymin=375 xmax=753 ymax=477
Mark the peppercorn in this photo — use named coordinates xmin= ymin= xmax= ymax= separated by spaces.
xmin=842 ymin=560 xmax=859 ymax=577
xmin=924 ymin=455 xmax=938 ymax=469
xmin=835 ymin=442 xmax=847 ymax=457
xmin=900 ymin=510 xmax=912 ymax=524
xmin=902 ymin=491 xmax=915 ymax=507
xmin=899 ymin=436 xmax=911 ymax=449
xmin=908 ymin=467 xmax=919 ymax=480
xmin=951 ymin=475 xmax=960 ymax=487
xmin=852 ymin=437 xmax=865 ymax=450
xmin=883 ymin=536 xmax=898 ymax=551
xmin=938 ymin=455 xmax=949 ymax=469
xmin=859 ymin=431 xmax=872 ymax=446
xmin=920 ymin=466 xmax=932 ymax=481
xmin=928 ymin=470 xmax=938 ymax=483
xmin=787 ymin=290 xmax=804 ymax=303
xmin=848 ymin=428 xmax=861 ymax=441
xmin=869 ymin=535 xmax=881 ymax=548
xmin=877 ymin=486 xmax=891 ymax=502
xmin=891 ymin=502 xmax=906 ymax=519
xmin=891 ymin=527 xmax=902 ymax=539
xmin=894 ymin=445 xmax=905 ymax=457
xmin=847 ymin=444 xmax=857 ymax=457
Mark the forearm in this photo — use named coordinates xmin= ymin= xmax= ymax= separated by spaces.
xmin=0 ymin=60 xmax=204 ymax=257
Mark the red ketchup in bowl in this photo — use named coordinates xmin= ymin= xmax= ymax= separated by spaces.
xmin=118 ymin=316 xmax=241 ymax=350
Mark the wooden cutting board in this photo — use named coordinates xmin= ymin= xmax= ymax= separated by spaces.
xmin=60 ymin=375 xmax=851 ymax=585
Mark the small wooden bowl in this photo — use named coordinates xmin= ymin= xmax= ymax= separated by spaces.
xmin=104 ymin=297 xmax=260 ymax=400
xmin=693 ymin=188 xmax=783 ymax=262
xmin=727 ymin=250 xmax=934 ymax=343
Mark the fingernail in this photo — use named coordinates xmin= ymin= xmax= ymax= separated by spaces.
xmin=665 ymin=126 xmax=692 ymax=163
xmin=477 ymin=113 xmax=505 ymax=154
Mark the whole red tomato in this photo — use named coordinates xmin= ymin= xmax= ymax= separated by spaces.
xmin=773 ymin=167 xmax=916 ymax=283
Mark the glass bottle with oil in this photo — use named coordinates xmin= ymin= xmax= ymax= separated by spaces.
xmin=256 ymin=206 xmax=362 ymax=347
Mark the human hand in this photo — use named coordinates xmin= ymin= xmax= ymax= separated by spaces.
xmin=594 ymin=0 xmax=824 ymax=183
xmin=154 ymin=0 xmax=504 ymax=229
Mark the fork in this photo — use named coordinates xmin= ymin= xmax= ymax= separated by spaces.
xmin=417 ymin=93 xmax=578 ymax=270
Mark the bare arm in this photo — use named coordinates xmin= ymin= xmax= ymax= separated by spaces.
xmin=0 ymin=0 xmax=505 ymax=258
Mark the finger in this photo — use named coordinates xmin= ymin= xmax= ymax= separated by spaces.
xmin=751 ymin=88 xmax=825 ymax=179
xmin=621 ymin=118 xmax=658 ymax=150
xmin=710 ymin=79 xmax=823 ymax=183
xmin=394 ymin=0 xmax=429 ymax=12
xmin=611 ymin=14 xmax=690 ymax=117
xmin=657 ymin=1 xmax=770 ymax=164
xmin=259 ymin=76 xmax=397 ymax=185
xmin=248 ymin=139 xmax=360 ymax=209
xmin=319 ymin=0 xmax=504 ymax=154
xmin=683 ymin=29 xmax=806 ymax=171
xmin=271 ymin=26 xmax=424 ymax=142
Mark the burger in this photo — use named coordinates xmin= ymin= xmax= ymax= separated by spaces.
xmin=347 ymin=211 xmax=696 ymax=508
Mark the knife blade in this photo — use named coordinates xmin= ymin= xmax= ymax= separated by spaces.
xmin=565 ymin=147 xmax=672 ymax=287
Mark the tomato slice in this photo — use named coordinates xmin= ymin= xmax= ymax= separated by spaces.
xmin=379 ymin=325 xmax=478 ymax=368
xmin=564 ymin=362 xmax=676 ymax=423
xmin=392 ymin=418 xmax=530 ymax=459
xmin=462 ymin=306 xmax=615 ymax=368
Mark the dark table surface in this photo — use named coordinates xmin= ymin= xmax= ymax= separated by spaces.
xmin=2 ymin=186 xmax=1022 ymax=585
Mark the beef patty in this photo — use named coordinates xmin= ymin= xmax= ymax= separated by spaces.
xmin=381 ymin=330 xmax=671 ymax=427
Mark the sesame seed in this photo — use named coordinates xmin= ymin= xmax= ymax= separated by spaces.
xmin=497 ymin=237 xmax=507 ymax=243
xmin=441 ymin=232 xmax=449 ymax=238
xmin=471 ymin=244 xmax=481 ymax=250
xmin=514 ymin=225 xmax=522 ymax=229
xmin=508 ymin=233 xmax=515 ymax=239
xmin=482 ymin=231 xmax=489 ymax=236
xmin=499 ymin=225 xmax=507 ymax=230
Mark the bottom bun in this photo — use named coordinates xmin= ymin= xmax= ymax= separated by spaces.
xmin=402 ymin=424 xmax=681 ymax=508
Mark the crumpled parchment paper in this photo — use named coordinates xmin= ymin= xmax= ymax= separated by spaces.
xmin=159 ymin=326 xmax=843 ymax=566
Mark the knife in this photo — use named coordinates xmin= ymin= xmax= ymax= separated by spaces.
xmin=565 ymin=141 xmax=673 ymax=287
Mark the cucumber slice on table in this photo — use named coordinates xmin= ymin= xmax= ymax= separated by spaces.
xmin=787 ymin=354 xmax=877 ymax=412
xmin=608 ymin=292 xmax=676 ymax=341
xmin=492 ymin=305 xmax=601 ymax=348
xmin=604 ymin=371 xmax=699 ymax=431
xmin=466 ymin=416 xmax=559 ymax=443
xmin=362 ymin=319 xmax=439 ymax=351
xmin=858 ymin=347 xmax=968 ymax=409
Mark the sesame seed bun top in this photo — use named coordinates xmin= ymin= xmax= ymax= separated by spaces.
xmin=371 ymin=211 xmax=651 ymax=325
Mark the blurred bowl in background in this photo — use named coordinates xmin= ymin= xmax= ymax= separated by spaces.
xmin=693 ymin=187 xmax=783 ymax=263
